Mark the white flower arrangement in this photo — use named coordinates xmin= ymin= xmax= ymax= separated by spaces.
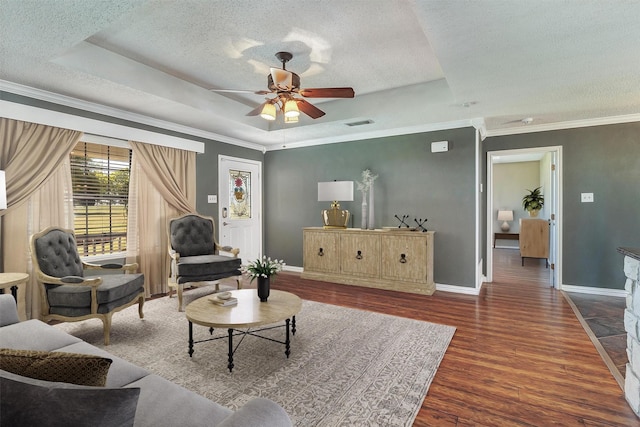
xmin=241 ymin=256 xmax=286 ymax=283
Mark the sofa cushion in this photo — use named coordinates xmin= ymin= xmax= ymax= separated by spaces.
xmin=124 ymin=374 xmax=233 ymax=426
xmin=57 ymin=341 xmax=150 ymax=388
xmin=0 ymin=348 xmax=112 ymax=386
xmin=0 ymin=369 xmax=140 ymax=427
xmin=177 ymin=255 xmax=241 ymax=281
xmin=46 ymin=273 xmax=144 ymax=310
xmin=0 ymin=319 xmax=82 ymax=351
xmin=0 ymin=294 xmax=20 ymax=326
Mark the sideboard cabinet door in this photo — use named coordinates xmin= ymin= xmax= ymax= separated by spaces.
xmin=303 ymin=230 xmax=339 ymax=273
xmin=340 ymin=233 xmax=380 ymax=278
xmin=382 ymin=235 xmax=428 ymax=283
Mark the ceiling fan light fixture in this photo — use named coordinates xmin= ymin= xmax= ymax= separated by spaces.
xmin=284 ymin=115 xmax=299 ymax=124
xmin=284 ymin=99 xmax=300 ymax=118
xmin=259 ymin=102 xmax=276 ymax=121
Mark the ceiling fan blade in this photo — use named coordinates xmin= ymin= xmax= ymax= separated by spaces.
xmin=297 ymin=99 xmax=325 ymax=119
xmin=246 ymin=101 xmax=269 ymax=116
xmin=210 ymin=89 xmax=271 ymax=95
xmin=299 ymin=87 xmax=355 ymax=98
xmin=270 ymin=67 xmax=293 ymax=91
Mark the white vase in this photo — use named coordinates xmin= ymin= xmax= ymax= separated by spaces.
xmin=368 ymin=182 xmax=375 ymax=229
xmin=361 ymin=199 xmax=368 ymax=229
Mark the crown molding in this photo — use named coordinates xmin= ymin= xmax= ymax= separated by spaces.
xmin=266 ymin=118 xmax=481 ymax=151
xmin=485 ymin=113 xmax=640 ymax=138
xmin=0 ymin=80 xmax=264 ymax=152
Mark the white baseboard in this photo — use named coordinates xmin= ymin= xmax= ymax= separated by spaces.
xmin=284 ymin=265 xmax=303 ymax=273
xmin=436 ymin=283 xmax=482 ymax=295
xmin=560 ymin=284 xmax=627 ymax=297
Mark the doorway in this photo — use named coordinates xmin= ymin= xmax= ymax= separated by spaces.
xmin=486 ymin=146 xmax=562 ymax=288
xmin=217 ymin=155 xmax=262 ymax=263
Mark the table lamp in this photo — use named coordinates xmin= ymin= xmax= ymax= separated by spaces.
xmin=497 ymin=210 xmax=513 ymax=232
xmin=318 ymin=181 xmax=354 ymax=228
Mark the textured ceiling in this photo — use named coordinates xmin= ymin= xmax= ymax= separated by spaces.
xmin=2 ymin=0 xmax=640 ymax=150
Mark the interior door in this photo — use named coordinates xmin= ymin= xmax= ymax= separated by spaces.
xmin=218 ymin=155 xmax=262 ymax=264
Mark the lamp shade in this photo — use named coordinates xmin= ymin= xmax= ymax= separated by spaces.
xmin=259 ymin=102 xmax=276 ymax=120
xmin=0 ymin=170 xmax=6 ymax=210
xmin=497 ymin=210 xmax=513 ymax=221
xmin=284 ymin=99 xmax=300 ymax=118
xmin=318 ymin=181 xmax=354 ymax=202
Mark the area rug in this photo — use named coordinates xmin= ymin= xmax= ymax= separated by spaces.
xmin=54 ymin=288 xmax=456 ymax=426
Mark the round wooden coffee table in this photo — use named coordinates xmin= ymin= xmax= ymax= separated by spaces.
xmin=185 ymin=289 xmax=302 ymax=372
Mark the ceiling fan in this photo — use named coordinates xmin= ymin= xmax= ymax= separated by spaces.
xmin=210 ymin=52 xmax=355 ymax=122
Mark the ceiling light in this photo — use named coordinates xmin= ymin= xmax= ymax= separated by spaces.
xmin=284 ymin=115 xmax=299 ymax=124
xmin=284 ymin=99 xmax=300 ymax=118
xmin=259 ymin=102 xmax=276 ymax=121
xmin=521 ymin=117 xmax=534 ymax=125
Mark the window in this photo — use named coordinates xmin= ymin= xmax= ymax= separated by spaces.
xmin=70 ymin=142 xmax=131 ymax=256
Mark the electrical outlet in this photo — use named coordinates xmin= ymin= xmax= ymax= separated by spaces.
xmin=207 ymin=195 xmax=217 ymax=203
xmin=581 ymin=193 xmax=594 ymax=203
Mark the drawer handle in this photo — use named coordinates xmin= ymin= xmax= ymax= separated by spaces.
xmin=399 ymin=253 xmax=407 ymax=263
xmin=355 ymin=250 xmax=363 ymax=260
xmin=318 ymin=248 xmax=324 ymax=256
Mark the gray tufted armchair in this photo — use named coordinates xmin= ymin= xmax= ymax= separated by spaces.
xmin=168 ymin=213 xmax=242 ymax=311
xmin=30 ymin=227 xmax=145 ymax=345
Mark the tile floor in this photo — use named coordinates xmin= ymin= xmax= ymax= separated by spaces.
xmin=564 ymin=292 xmax=627 ymax=378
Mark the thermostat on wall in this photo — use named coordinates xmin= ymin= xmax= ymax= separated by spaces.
xmin=431 ymin=141 xmax=449 ymax=153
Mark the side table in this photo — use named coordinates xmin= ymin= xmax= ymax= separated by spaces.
xmin=0 ymin=272 xmax=29 ymax=321
xmin=493 ymin=232 xmax=519 ymax=248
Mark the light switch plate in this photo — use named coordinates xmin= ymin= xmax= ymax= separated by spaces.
xmin=207 ymin=195 xmax=217 ymax=203
xmin=581 ymin=193 xmax=594 ymax=203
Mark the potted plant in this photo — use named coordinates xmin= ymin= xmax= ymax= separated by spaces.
xmin=242 ymin=256 xmax=285 ymax=302
xmin=522 ymin=187 xmax=544 ymax=217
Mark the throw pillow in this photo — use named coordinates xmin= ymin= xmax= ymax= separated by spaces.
xmin=0 ymin=373 xmax=140 ymax=427
xmin=0 ymin=348 xmax=112 ymax=386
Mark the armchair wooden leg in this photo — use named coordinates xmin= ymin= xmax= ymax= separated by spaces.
xmin=178 ymin=284 xmax=184 ymax=312
xmin=103 ymin=313 xmax=113 ymax=346
xmin=138 ymin=295 xmax=145 ymax=319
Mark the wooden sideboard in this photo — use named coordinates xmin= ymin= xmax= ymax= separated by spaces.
xmin=302 ymin=228 xmax=435 ymax=295
xmin=519 ymin=219 xmax=549 ymax=266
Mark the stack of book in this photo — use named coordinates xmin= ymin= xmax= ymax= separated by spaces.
xmin=208 ymin=294 xmax=238 ymax=306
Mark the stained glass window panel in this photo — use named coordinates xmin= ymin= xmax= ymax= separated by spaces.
xmin=229 ymin=169 xmax=251 ymax=219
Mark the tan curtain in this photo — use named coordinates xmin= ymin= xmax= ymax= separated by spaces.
xmin=0 ymin=118 xmax=81 ymax=318
xmin=0 ymin=118 xmax=81 ymax=214
xmin=128 ymin=141 xmax=196 ymax=296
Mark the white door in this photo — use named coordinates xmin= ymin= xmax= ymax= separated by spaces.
xmin=218 ymin=155 xmax=262 ymax=264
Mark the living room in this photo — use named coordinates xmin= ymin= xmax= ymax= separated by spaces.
xmin=2 ymin=1 xmax=640 ymax=425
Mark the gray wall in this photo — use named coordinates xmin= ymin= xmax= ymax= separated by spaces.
xmin=483 ymin=122 xmax=640 ymax=289
xmin=264 ymin=127 xmax=478 ymax=287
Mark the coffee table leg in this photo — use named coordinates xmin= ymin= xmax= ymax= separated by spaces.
xmin=188 ymin=321 xmax=194 ymax=357
xmin=292 ymin=315 xmax=296 ymax=335
xmin=285 ymin=318 xmax=291 ymax=358
xmin=227 ymin=328 xmax=234 ymax=373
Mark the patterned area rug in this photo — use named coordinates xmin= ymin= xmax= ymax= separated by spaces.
xmin=55 ymin=287 xmax=455 ymax=426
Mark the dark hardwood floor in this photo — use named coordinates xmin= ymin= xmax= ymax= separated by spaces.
xmin=265 ymin=250 xmax=639 ymax=426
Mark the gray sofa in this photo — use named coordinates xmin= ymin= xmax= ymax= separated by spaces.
xmin=0 ymin=295 xmax=292 ymax=427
